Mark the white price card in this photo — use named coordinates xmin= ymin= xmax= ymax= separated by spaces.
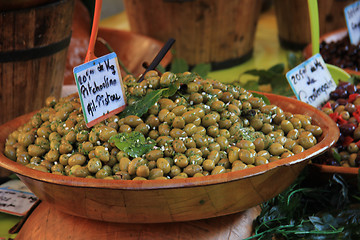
xmin=286 ymin=53 xmax=337 ymax=108
xmin=0 ymin=188 xmax=38 ymax=216
xmin=345 ymin=1 xmax=360 ymax=45
xmin=73 ymin=52 xmax=126 ymax=128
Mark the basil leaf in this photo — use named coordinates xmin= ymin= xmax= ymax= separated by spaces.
xmin=156 ymin=64 xmax=165 ymax=74
xmin=109 ymin=132 xmax=155 ymax=158
xmin=251 ymin=92 xmax=271 ymax=105
xmin=192 ymin=63 xmax=211 ymax=79
xmin=170 ymin=58 xmax=188 ymax=73
xmin=119 ymin=88 xmax=165 ymax=118
xmin=268 ymin=63 xmax=285 ymax=74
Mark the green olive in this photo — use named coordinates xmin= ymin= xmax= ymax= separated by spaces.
xmin=70 ymin=165 xmax=89 ymax=178
xmin=146 ymin=149 xmax=164 ymax=161
xmin=236 ymin=140 xmax=255 ymax=150
xmin=184 ymin=164 xmax=203 ymax=177
xmin=87 ymin=158 xmax=102 ymax=173
xmin=4 ymin=145 xmax=16 ymax=160
xmin=119 ymin=157 xmax=131 ymax=171
xmin=207 ymin=125 xmax=220 ymax=138
xmin=239 ymin=149 xmax=255 ymax=165
xmin=136 ymin=165 xmax=150 ymax=178
xmin=128 ymin=157 xmax=147 ymax=175
xmin=211 ymin=166 xmax=226 ymax=175
xmin=202 ymin=113 xmax=218 ymax=127
xmin=298 ymin=135 xmax=317 ymax=149
xmin=156 ymin=158 xmax=171 ymax=174
xmin=149 ymin=168 xmax=164 ymax=179
xmin=255 ymin=156 xmax=268 ymax=166
xmin=207 ymin=150 xmax=220 ymax=164
xmin=169 ymin=165 xmax=181 ymax=178
xmin=51 ymin=163 xmax=64 ymax=174
xmin=172 ymin=116 xmax=186 ymax=129
xmin=174 ymin=154 xmax=188 ymax=168
xmin=193 ymin=134 xmax=209 ymax=148
xmin=58 ymin=142 xmax=72 ymax=155
xmin=68 ymin=153 xmax=86 ymax=167
xmin=44 ymin=149 xmax=59 ymax=162
xmin=98 ymin=126 xmax=117 ymax=141
xmin=170 ymin=128 xmax=187 ymax=139
xmin=172 ymin=105 xmax=187 ymax=116
xmin=160 ymin=72 xmax=176 ymax=87
xmin=231 ymin=162 xmax=247 ymax=172
xmin=184 ymin=123 xmax=197 ymax=136
xmin=94 ymin=146 xmax=110 ymax=162
xmin=28 ymin=144 xmax=46 ymax=157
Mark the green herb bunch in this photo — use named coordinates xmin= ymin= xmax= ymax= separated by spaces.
xmin=246 ymin=168 xmax=360 ymax=240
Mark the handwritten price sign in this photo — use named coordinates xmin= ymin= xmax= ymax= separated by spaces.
xmin=74 ymin=52 xmax=126 ymax=127
xmin=286 ymin=53 xmax=337 ymax=108
xmin=0 ymin=188 xmax=38 ymax=216
xmin=345 ymin=1 xmax=360 ymax=45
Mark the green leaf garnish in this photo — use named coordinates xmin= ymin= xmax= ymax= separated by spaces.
xmin=119 ymin=73 xmax=196 ymax=119
xmin=119 ymin=88 xmax=166 ymax=118
xmin=170 ymin=58 xmax=189 ymax=73
xmin=109 ymin=132 xmax=155 ymax=158
xmin=251 ymin=92 xmax=271 ymax=105
xmin=156 ymin=64 xmax=165 ymax=74
xmin=241 ymin=63 xmax=294 ymax=97
xmin=191 ymin=63 xmax=211 ymax=79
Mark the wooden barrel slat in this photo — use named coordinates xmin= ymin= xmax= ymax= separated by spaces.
xmin=124 ymin=0 xmax=262 ymax=67
xmin=274 ymin=0 xmax=355 ymax=50
xmin=0 ymin=0 xmax=74 ymax=124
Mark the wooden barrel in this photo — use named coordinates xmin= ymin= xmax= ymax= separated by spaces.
xmin=0 ymin=0 xmax=75 ymax=124
xmin=123 ymin=0 xmax=262 ymax=69
xmin=274 ymin=0 xmax=355 ymax=50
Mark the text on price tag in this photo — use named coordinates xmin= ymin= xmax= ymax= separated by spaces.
xmin=345 ymin=1 xmax=360 ymax=45
xmin=73 ymin=52 xmax=126 ymax=128
xmin=286 ymin=53 xmax=337 ymax=108
xmin=0 ymin=188 xmax=38 ymax=216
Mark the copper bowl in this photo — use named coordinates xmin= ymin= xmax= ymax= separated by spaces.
xmin=0 ymin=93 xmax=339 ymax=223
xmin=303 ymin=28 xmax=360 ymax=77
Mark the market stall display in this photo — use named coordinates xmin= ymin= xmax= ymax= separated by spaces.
xmin=0 ymin=72 xmax=338 ymax=224
xmin=1 ymin=0 xmax=359 ymax=238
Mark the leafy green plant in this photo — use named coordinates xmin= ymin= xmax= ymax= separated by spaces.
xmin=237 ymin=63 xmax=294 ymax=97
xmin=245 ymin=169 xmax=360 ymax=240
xmin=170 ymin=58 xmax=211 ymax=79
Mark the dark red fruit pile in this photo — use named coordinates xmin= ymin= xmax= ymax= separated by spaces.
xmin=320 ymin=35 xmax=360 ymax=72
xmin=315 ymin=81 xmax=360 ymax=167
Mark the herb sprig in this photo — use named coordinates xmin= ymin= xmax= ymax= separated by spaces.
xmin=109 ymin=131 xmax=155 ymax=158
xmin=119 ymin=73 xmax=196 ymax=118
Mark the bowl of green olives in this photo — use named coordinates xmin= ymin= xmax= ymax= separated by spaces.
xmin=0 ymin=71 xmax=339 ymax=223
